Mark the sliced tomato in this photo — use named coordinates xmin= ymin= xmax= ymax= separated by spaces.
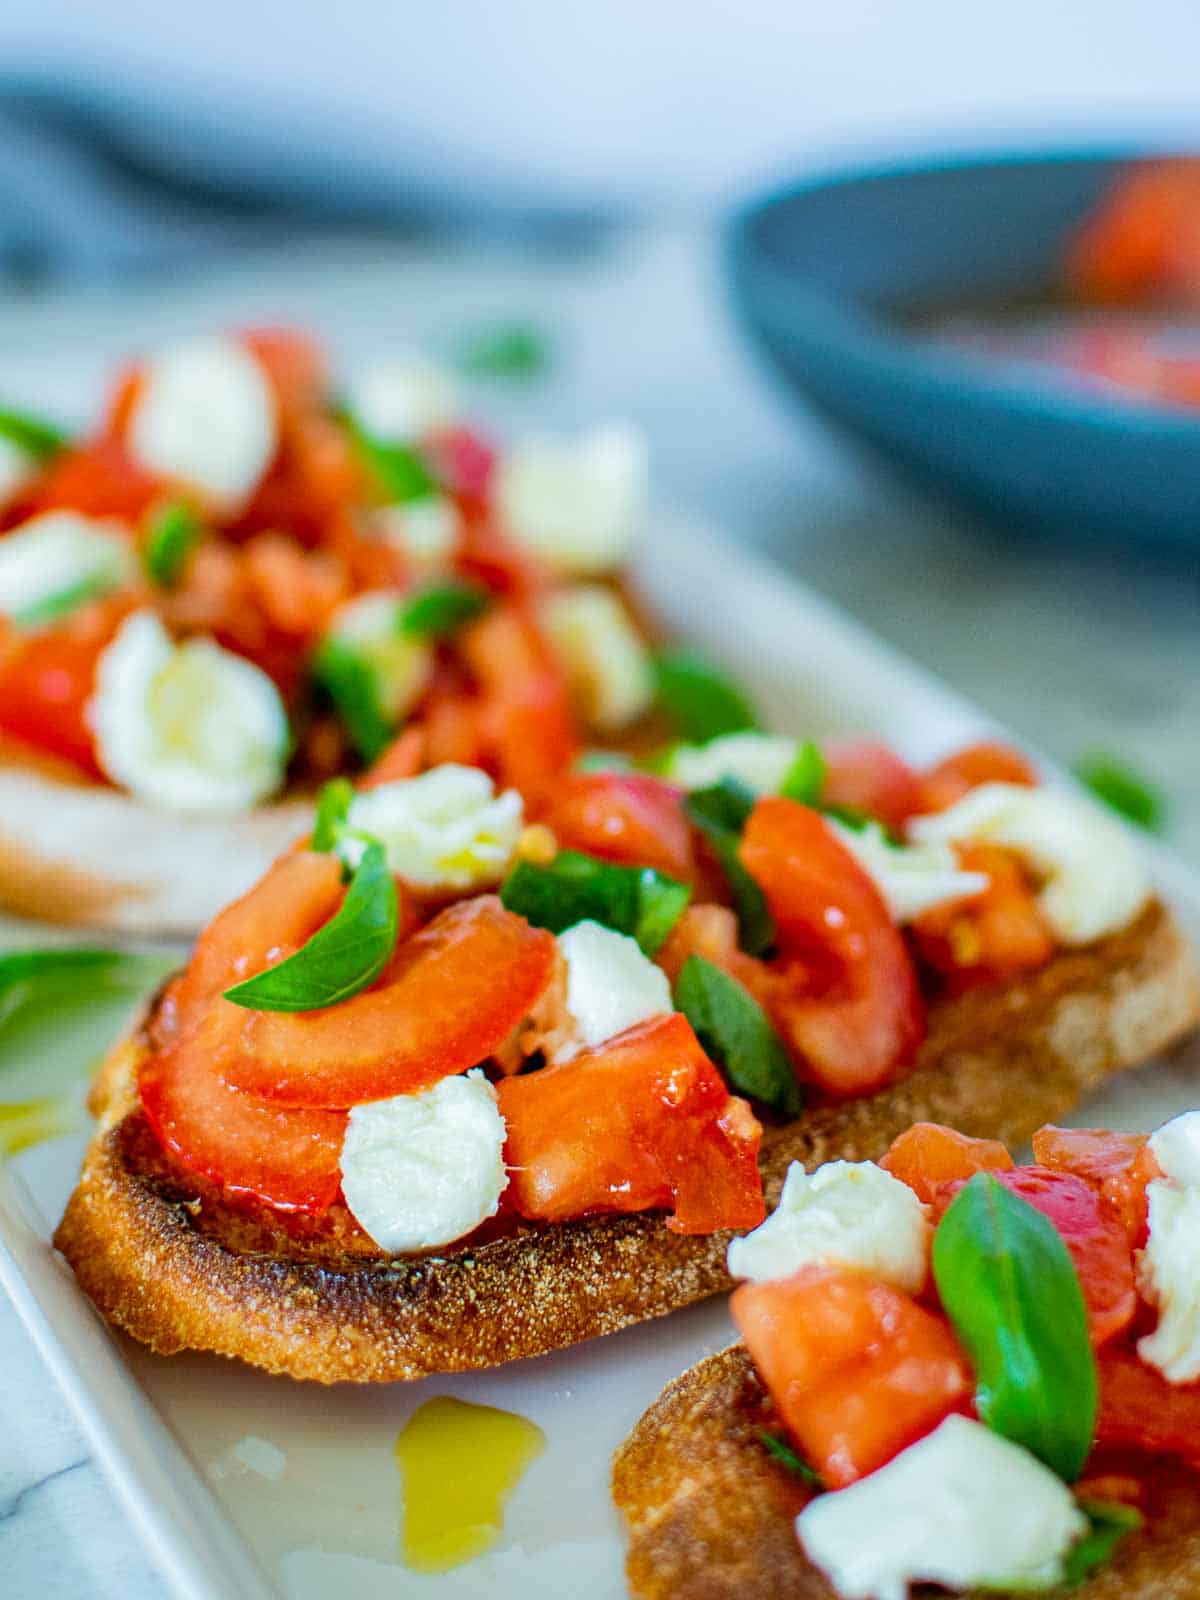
xmin=917 ymin=740 xmax=1039 ymax=814
xmin=934 ymin=1165 xmax=1136 ymax=1347
xmin=1032 ymin=1125 xmax=1161 ymax=1246
xmin=541 ymin=773 xmax=695 ymax=884
xmin=821 ymin=739 xmax=923 ymax=829
xmin=461 ymin=605 xmax=578 ymax=796
xmin=880 ymin=1121 xmax=1014 ymax=1204
xmin=911 ymin=842 xmax=1054 ymax=990
xmin=732 ymin=1265 xmax=972 ymax=1488
xmin=222 ymin=895 xmax=555 ymax=1107
xmin=1095 ymin=1345 xmax=1200 ymax=1470
xmin=497 ymin=1012 xmax=764 ymax=1235
xmin=24 ymin=438 xmax=162 ymax=522
xmin=654 ymin=902 xmax=772 ymax=1000
xmin=739 ymin=798 xmax=925 ymax=1098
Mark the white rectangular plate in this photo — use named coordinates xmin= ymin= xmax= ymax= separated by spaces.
xmin=3 ymin=507 xmax=1200 ymax=1600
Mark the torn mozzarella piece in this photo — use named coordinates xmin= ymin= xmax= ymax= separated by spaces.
xmin=665 ymin=732 xmax=800 ymax=795
xmin=549 ymin=920 xmax=672 ymax=1061
xmin=0 ymin=511 xmax=136 ymax=617
xmin=796 ymin=1415 xmax=1088 ymax=1600
xmin=369 ymin=495 xmax=462 ymax=572
xmin=340 ymin=1070 xmax=507 ymax=1253
xmin=541 ymin=584 xmax=653 ymax=733
xmin=909 ymin=782 xmax=1149 ymax=944
xmin=1149 ymin=1110 xmax=1200 ymax=1188
xmin=343 ymin=764 xmax=523 ymax=890
xmin=496 ymin=424 xmax=646 ymax=575
xmin=0 ymin=435 xmax=35 ymax=505
xmin=327 ymin=591 xmax=433 ymax=721
xmin=829 ymin=819 xmax=989 ymax=924
xmin=727 ymin=1159 xmax=930 ymax=1292
xmin=347 ymin=359 xmax=460 ymax=442
xmin=128 ymin=335 xmax=277 ymax=510
xmin=1138 ymin=1176 xmax=1200 ymax=1383
xmin=88 ymin=611 xmax=287 ymax=813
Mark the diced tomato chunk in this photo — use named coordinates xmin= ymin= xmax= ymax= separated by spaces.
xmin=654 ymin=903 xmax=772 ymax=1001
xmin=221 ymin=895 xmax=556 ymax=1107
xmin=1095 ymin=1345 xmax=1200 ymax=1471
xmin=24 ymin=438 xmax=162 ymax=522
xmin=935 ymin=1166 xmax=1136 ymax=1347
xmin=427 ymin=425 xmax=497 ymax=502
xmin=461 ymin=605 xmax=579 ymax=797
xmin=361 ymin=727 xmax=426 ymax=788
xmin=739 ymin=798 xmax=925 ymax=1098
xmin=497 ymin=1012 xmax=764 ymax=1235
xmin=911 ymin=843 xmax=1054 ymax=990
xmin=917 ymin=741 xmax=1039 ymax=815
xmin=240 ymin=327 xmax=328 ymax=422
xmin=542 ymin=773 xmax=695 ymax=884
xmin=821 ymin=739 xmax=923 ymax=829
xmin=880 ymin=1122 xmax=1014 ymax=1204
xmin=1032 ymin=1125 xmax=1161 ymax=1246
xmin=732 ymin=1265 xmax=972 ymax=1487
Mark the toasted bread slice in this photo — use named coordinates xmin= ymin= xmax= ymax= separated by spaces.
xmin=54 ymin=899 xmax=1200 ymax=1384
xmin=613 ymin=1343 xmax=1200 ymax=1600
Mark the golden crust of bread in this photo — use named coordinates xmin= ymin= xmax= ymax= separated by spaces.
xmin=54 ymin=899 xmax=1200 ymax=1384
xmin=613 ymin=1344 xmax=1200 ymax=1600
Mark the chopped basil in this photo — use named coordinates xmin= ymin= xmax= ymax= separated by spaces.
xmin=0 ymin=948 xmax=176 ymax=1029
xmin=311 ymin=777 xmax=355 ymax=854
xmin=1073 ymin=750 xmax=1164 ymax=832
xmin=652 ymin=648 xmax=758 ymax=744
xmin=312 ymin=637 xmax=394 ymax=762
xmin=1062 ymin=1500 xmax=1143 ymax=1586
xmin=12 ymin=574 xmax=117 ymax=630
xmin=399 ymin=580 xmax=490 ymax=640
xmin=0 ymin=406 xmax=67 ymax=461
xmin=758 ymin=1429 xmax=823 ymax=1488
xmin=144 ymin=501 xmax=202 ymax=587
xmin=675 ymin=955 xmax=801 ymax=1115
xmin=224 ymin=839 xmax=398 ymax=1012
xmin=345 ymin=413 xmax=440 ymax=504
xmin=780 ymin=740 xmax=825 ymax=805
xmin=685 ymin=780 xmax=774 ymax=957
xmin=933 ymin=1173 xmax=1097 ymax=1483
xmin=499 ymin=849 xmax=690 ymax=956
xmin=457 ymin=321 xmax=551 ymax=380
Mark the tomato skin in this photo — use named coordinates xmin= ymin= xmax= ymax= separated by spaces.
xmin=1095 ymin=1345 xmax=1200 ymax=1471
xmin=880 ymin=1121 xmax=1014 ymax=1204
xmin=542 ymin=773 xmax=695 ymax=884
xmin=497 ymin=1012 xmax=764 ymax=1235
xmin=221 ymin=895 xmax=556 ymax=1108
xmin=1031 ymin=1126 xmax=1160 ymax=1247
xmin=461 ymin=605 xmax=578 ymax=798
xmin=821 ymin=739 xmax=923 ymax=829
xmin=934 ymin=1165 xmax=1137 ymax=1348
xmin=917 ymin=741 xmax=1039 ymax=815
xmin=733 ymin=1265 xmax=972 ymax=1487
xmin=911 ymin=842 xmax=1054 ymax=990
xmin=739 ymin=798 xmax=925 ymax=1098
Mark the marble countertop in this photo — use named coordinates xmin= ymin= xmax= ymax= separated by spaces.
xmin=1 ymin=221 xmax=1197 ymax=1599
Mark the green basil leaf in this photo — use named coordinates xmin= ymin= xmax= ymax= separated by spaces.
xmin=144 ymin=501 xmax=203 ymax=587
xmin=932 ymin=1172 xmax=1097 ymax=1482
xmin=345 ymin=413 xmax=440 ymax=503
xmin=12 ymin=574 xmax=115 ymax=630
xmin=224 ymin=840 xmax=398 ymax=1012
xmin=499 ymin=849 xmax=690 ymax=956
xmin=0 ymin=406 xmax=68 ymax=461
xmin=684 ymin=782 xmax=774 ymax=957
xmin=313 ymin=637 xmax=393 ymax=762
xmin=1073 ymin=750 xmax=1164 ymax=832
xmin=675 ymin=955 xmax=801 ymax=1115
xmin=457 ymin=322 xmax=551 ymax=380
xmin=0 ymin=948 xmax=176 ymax=1029
xmin=780 ymin=740 xmax=826 ymax=805
xmin=311 ymin=777 xmax=355 ymax=854
xmin=652 ymin=648 xmax=758 ymax=743
xmin=758 ymin=1429 xmax=823 ymax=1488
xmin=1061 ymin=1500 xmax=1143 ymax=1587
xmin=400 ymin=580 xmax=490 ymax=640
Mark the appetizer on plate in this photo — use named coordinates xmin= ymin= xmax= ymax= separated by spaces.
xmin=0 ymin=328 xmax=651 ymax=931
xmin=54 ymin=699 xmax=1198 ymax=1379
xmin=614 ymin=1111 xmax=1200 ymax=1600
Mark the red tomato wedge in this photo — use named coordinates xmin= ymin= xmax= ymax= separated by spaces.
xmin=880 ymin=1121 xmax=1014 ymax=1204
xmin=542 ymin=773 xmax=695 ymax=884
xmin=1032 ymin=1126 xmax=1161 ymax=1247
xmin=732 ymin=1265 xmax=972 ymax=1487
xmin=498 ymin=1012 xmax=764 ymax=1235
xmin=821 ymin=739 xmax=923 ymax=830
xmin=1095 ymin=1345 xmax=1200 ymax=1471
xmin=222 ymin=896 xmax=555 ymax=1108
xmin=911 ymin=842 xmax=1054 ymax=989
xmin=918 ymin=740 xmax=1038 ymax=815
xmin=934 ymin=1165 xmax=1137 ymax=1348
xmin=739 ymin=798 xmax=925 ymax=1097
